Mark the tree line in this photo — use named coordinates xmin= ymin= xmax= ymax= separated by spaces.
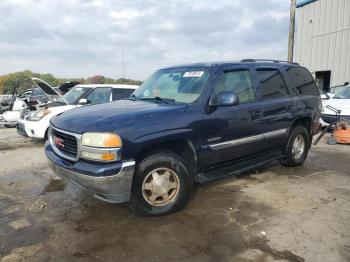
xmin=0 ymin=70 xmax=143 ymax=95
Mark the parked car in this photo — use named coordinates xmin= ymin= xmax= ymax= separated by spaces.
xmin=17 ymin=83 xmax=138 ymax=139
xmin=45 ymin=59 xmax=321 ymax=216
xmin=321 ymin=85 xmax=350 ymax=125
xmin=330 ymin=82 xmax=349 ymax=94
xmin=0 ymin=80 xmax=58 ymax=127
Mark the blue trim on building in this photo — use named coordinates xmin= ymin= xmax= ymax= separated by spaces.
xmin=296 ymin=0 xmax=317 ymax=8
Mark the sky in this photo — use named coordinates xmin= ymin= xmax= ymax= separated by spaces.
xmin=0 ymin=0 xmax=290 ymax=80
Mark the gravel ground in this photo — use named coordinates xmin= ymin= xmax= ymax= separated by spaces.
xmin=0 ymin=127 xmax=350 ymax=262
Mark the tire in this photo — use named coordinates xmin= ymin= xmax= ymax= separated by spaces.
xmin=280 ymin=125 xmax=310 ymax=167
xmin=5 ymin=124 xmax=16 ymax=128
xmin=327 ymin=136 xmax=337 ymax=145
xmin=130 ymin=152 xmax=194 ymax=216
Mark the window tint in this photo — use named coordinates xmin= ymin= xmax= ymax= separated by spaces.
xmin=286 ymin=67 xmax=319 ymax=95
xmin=112 ymin=88 xmax=135 ymax=100
xmin=85 ymin=87 xmax=111 ymax=104
xmin=213 ymin=70 xmax=256 ymax=104
xmin=257 ymin=69 xmax=289 ymax=100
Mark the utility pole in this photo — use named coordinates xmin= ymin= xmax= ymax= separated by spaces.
xmin=288 ymin=0 xmax=296 ymax=62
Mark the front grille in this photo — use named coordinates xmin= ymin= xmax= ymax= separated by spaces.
xmin=51 ymin=128 xmax=78 ymax=157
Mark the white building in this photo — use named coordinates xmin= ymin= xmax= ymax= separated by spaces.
xmin=294 ymin=0 xmax=350 ymax=91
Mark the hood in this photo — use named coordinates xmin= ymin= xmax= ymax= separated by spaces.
xmin=51 ymin=99 xmax=187 ymax=134
xmin=323 ymin=98 xmax=350 ymax=115
xmin=31 ymin=78 xmax=68 ymax=104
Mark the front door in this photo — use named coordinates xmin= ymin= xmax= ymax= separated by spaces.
xmin=201 ymin=67 xmax=265 ymax=167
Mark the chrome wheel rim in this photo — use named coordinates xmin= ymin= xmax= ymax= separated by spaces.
xmin=292 ymin=135 xmax=305 ymax=160
xmin=142 ymin=168 xmax=180 ymax=207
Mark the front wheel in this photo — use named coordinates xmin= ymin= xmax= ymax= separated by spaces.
xmin=130 ymin=152 xmax=193 ymax=216
xmin=280 ymin=125 xmax=310 ymax=167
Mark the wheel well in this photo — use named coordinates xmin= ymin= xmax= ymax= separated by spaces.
xmin=292 ymin=117 xmax=312 ymax=134
xmin=135 ymin=139 xmax=197 ymax=174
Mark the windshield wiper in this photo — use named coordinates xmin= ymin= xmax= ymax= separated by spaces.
xmin=139 ymin=96 xmax=176 ymax=104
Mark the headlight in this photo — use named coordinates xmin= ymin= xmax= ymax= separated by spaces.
xmin=82 ymin=133 xmax=122 ymax=147
xmin=26 ymin=109 xmax=51 ymax=121
xmin=81 ymin=133 xmax=122 ymax=162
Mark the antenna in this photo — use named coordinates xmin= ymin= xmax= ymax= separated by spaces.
xmin=121 ymin=50 xmax=125 ymax=86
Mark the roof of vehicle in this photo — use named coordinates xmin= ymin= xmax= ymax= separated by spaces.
xmin=162 ymin=59 xmax=299 ymax=69
xmin=75 ymin=84 xmax=139 ymax=89
xmin=161 ymin=59 xmax=300 ymax=70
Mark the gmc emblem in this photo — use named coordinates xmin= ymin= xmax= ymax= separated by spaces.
xmin=53 ymin=136 xmax=64 ymax=148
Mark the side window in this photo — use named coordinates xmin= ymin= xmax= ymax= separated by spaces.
xmin=256 ymin=69 xmax=289 ymax=100
xmin=85 ymin=87 xmax=111 ymax=104
xmin=213 ymin=70 xmax=256 ymax=104
xmin=286 ymin=67 xmax=319 ymax=95
xmin=19 ymin=91 xmax=32 ymax=98
xmin=112 ymin=88 xmax=135 ymax=100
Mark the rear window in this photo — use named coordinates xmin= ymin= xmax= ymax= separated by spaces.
xmin=286 ymin=67 xmax=319 ymax=95
xmin=256 ymin=69 xmax=289 ymax=100
xmin=112 ymin=88 xmax=135 ymax=100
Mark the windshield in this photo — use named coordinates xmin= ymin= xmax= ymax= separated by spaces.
xmin=334 ymin=86 xmax=350 ymax=99
xmin=57 ymin=86 xmax=92 ymax=105
xmin=133 ymin=67 xmax=211 ymax=103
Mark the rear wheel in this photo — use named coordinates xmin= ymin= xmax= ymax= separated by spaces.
xmin=130 ymin=152 xmax=193 ymax=216
xmin=280 ymin=125 xmax=310 ymax=167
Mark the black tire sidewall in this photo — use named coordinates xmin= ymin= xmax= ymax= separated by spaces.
xmin=130 ymin=152 xmax=193 ymax=216
xmin=283 ymin=125 xmax=310 ymax=166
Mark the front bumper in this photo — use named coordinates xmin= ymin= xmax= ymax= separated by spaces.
xmin=321 ymin=114 xmax=350 ymax=124
xmin=45 ymin=142 xmax=135 ymax=203
xmin=16 ymin=121 xmax=28 ymax=136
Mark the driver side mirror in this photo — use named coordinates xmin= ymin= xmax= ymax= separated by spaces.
xmin=78 ymin=98 xmax=90 ymax=105
xmin=210 ymin=91 xmax=239 ymax=107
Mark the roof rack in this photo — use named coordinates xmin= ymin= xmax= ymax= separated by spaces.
xmin=240 ymin=59 xmax=299 ymax=65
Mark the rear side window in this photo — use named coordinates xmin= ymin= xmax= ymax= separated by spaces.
xmin=112 ymin=88 xmax=135 ymax=100
xmin=286 ymin=67 xmax=319 ymax=95
xmin=256 ymin=69 xmax=289 ymax=100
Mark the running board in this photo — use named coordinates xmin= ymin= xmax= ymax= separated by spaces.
xmin=195 ymin=150 xmax=283 ymax=183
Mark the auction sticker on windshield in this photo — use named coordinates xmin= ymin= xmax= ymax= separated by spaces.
xmin=183 ymin=71 xmax=204 ymax=77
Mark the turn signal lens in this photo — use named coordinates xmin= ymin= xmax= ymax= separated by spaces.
xmin=82 ymin=133 xmax=122 ymax=148
xmin=81 ymin=151 xmax=116 ymax=161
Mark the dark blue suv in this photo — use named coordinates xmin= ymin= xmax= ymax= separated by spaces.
xmin=45 ymin=59 xmax=321 ymax=216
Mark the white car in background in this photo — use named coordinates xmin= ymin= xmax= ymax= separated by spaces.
xmin=17 ymin=83 xmax=138 ymax=139
xmin=321 ymin=85 xmax=350 ymax=125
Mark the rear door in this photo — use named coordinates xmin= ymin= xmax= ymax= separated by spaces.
xmin=111 ymin=88 xmax=135 ymax=101
xmin=254 ymin=67 xmax=294 ymax=149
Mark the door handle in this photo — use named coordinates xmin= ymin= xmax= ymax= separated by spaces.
xmin=252 ymin=110 xmax=263 ymax=119
xmin=286 ymin=105 xmax=294 ymax=111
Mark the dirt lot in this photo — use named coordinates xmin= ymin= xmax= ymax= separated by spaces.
xmin=1 ymin=127 xmax=350 ymax=262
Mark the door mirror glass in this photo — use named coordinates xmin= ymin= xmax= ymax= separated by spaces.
xmin=211 ymin=91 xmax=239 ymax=107
xmin=78 ymin=98 xmax=89 ymax=105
